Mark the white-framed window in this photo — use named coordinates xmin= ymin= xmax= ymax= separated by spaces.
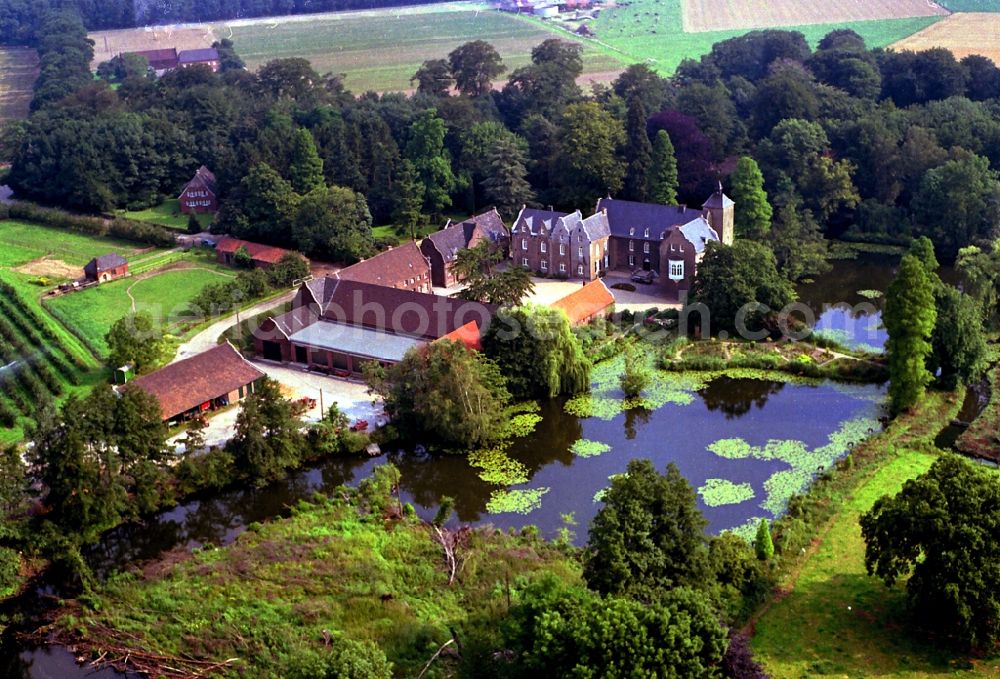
xmin=669 ymin=260 xmax=685 ymax=281
xmin=522 ymin=238 xmax=528 ymax=250
xmin=578 ymin=245 xmax=584 ymax=258
xmin=679 ymin=244 xmax=685 ymax=253
xmin=541 ymin=259 xmax=548 ymax=271
xmin=559 ymin=262 xmax=566 ymax=273
xmin=577 ymin=265 xmax=584 ymax=276
xmin=629 ymin=240 xmax=634 ymax=252
xmin=541 ymin=241 xmax=547 ymax=253
xmin=644 ymin=227 xmax=650 ymax=238
xmin=660 ymin=231 xmax=666 ymax=239
xmin=643 ymin=242 xmax=650 ymax=254
xmin=628 ymin=254 xmax=635 ymax=267
xmin=559 ymin=243 xmax=566 ymax=255
xmin=629 ymin=227 xmax=635 ymax=236
xmin=522 ymin=257 xmax=529 ymax=267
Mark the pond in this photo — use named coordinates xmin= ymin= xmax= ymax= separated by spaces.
xmin=797 ymin=252 xmax=956 ymax=351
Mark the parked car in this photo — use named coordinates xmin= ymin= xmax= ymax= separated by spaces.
xmin=631 ymin=269 xmax=654 ymax=284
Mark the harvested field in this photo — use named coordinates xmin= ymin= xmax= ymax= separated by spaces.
xmin=13 ymin=257 xmax=79 ymax=279
xmin=682 ymin=0 xmax=949 ymax=33
xmin=88 ymin=25 xmax=217 ymax=69
xmin=0 ymin=47 xmax=38 ymax=124
xmin=891 ymin=12 xmax=1000 ymax=65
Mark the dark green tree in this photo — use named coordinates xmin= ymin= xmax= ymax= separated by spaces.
xmin=767 ymin=198 xmax=830 ymax=281
xmin=447 ymin=40 xmax=505 ymax=97
xmin=411 ymin=58 xmax=454 ymax=97
xmin=623 ymin=97 xmax=652 ymax=202
xmin=391 ymin=159 xmax=425 ymax=239
xmin=883 ymin=254 xmax=937 ymax=414
xmin=105 ymin=311 xmax=166 ymax=374
xmin=289 ymin=127 xmax=325 ymax=195
xmin=730 ymin=156 xmax=771 ymax=240
xmin=584 ymin=459 xmax=712 ymax=599
xmin=186 ymin=212 xmax=202 ymax=235
xmin=482 ymin=304 xmax=591 ymax=400
xmin=754 ymin=519 xmax=774 ymax=561
xmin=292 ymin=185 xmax=374 ymax=262
xmin=455 ymin=240 xmax=535 ymax=308
xmin=648 ymin=130 xmax=679 ymax=205
xmin=930 ymin=286 xmax=988 ymax=390
xmin=404 ymin=108 xmax=457 ymax=216
xmin=554 ymin=101 xmax=625 ymax=206
xmin=620 ymin=342 xmax=651 ymax=398
xmin=480 ymin=136 xmax=535 ymax=220
xmin=227 ymin=377 xmax=305 ymax=486
xmin=861 ymin=454 xmax=1000 ymax=650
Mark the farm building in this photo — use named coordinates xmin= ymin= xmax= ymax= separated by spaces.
xmin=126 ymin=342 xmax=265 ymax=422
xmin=215 ymin=237 xmax=301 ymax=269
xmin=420 ymin=208 xmax=509 ymax=288
xmin=179 ymin=166 xmax=218 ymax=214
xmin=254 ymin=278 xmax=495 ymax=374
xmin=552 ymin=279 xmax=615 ymax=326
xmin=336 ymin=241 xmax=433 ymax=293
xmin=510 ymin=208 xmax=611 ymax=281
xmin=598 ymin=184 xmax=734 ymax=298
xmin=127 ymin=48 xmax=178 ymax=75
xmin=84 ymin=253 xmax=129 ymax=283
xmin=178 ymin=48 xmax=220 ymax=71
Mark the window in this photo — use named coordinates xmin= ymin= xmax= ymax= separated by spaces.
xmin=669 ymin=260 xmax=685 ymax=281
xmin=577 ymin=265 xmax=584 ymax=276
xmin=660 ymin=232 xmax=666 ymax=239
xmin=559 ymin=243 xmax=566 ymax=255
xmin=541 ymin=259 xmax=548 ymax=271
xmin=522 ymin=238 xmax=528 ymax=250
xmin=679 ymin=244 xmax=684 ymax=253
xmin=629 ymin=227 xmax=635 ymax=236
xmin=541 ymin=241 xmax=547 ymax=253
xmin=578 ymin=246 xmax=584 ymax=258
xmin=643 ymin=242 xmax=650 ymax=254
xmin=559 ymin=263 xmax=566 ymax=273
xmin=644 ymin=227 xmax=650 ymax=237
xmin=629 ymin=240 xmax=634 ymax=252
xmin=629 ymin=254 xmax=635 ymax=267
xmin=522 ymin=257 xmax=529 ymax=267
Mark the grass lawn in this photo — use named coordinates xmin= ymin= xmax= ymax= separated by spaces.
xmin=0 ymin=220 xmax=147 ymax=269
xmin=372 ymin=222 xmax=440 ymax=245
xmin=214 ymin=2 xmax=623 ymax=92
xmin=593 ymin=0 xmax=942 ymax=73
xmin=119 ymin=199 xmax=214 ymax=231
xmin=45 ymin=253 xmax=234 ymax=356
xmin=938 ymin=1 xmax=1000 ymax=10
xmin=751 ymin=391 xmax=1000 ymax=677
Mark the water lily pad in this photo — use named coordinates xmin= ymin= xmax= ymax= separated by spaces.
xmin=486 ymin=487 xmax=550 ymax=514
xmin=698 ymin=478 xmax=755 ymax=507
xmin=468 ymin=447 xmax=529 ymax=485
xmin=570 ymin=438 xmax=612 ymax=458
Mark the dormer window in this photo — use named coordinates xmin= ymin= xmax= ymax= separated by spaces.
xmin=644 ymin=227 xmax=650 ymax=238
xmin=629 ymin=227 xmax=635 ymax=236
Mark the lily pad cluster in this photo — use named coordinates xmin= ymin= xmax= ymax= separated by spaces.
xmin=570 ymin=438 xmax=612 ymax=458
xmin=487 ymin=487 xmax=550 ymax=514
xmin=698 ymin=478 xmax=755 ymax=507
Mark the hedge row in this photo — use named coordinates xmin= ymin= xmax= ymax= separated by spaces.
xmin=0 ymin=202 xmax=176 ymax=248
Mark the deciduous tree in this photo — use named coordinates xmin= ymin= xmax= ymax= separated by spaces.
xmin=883 ymin=254 xmax=937 ymax=413
xmin=447 ymin=40 xmax=505 ymax=97
xmin=105 ymin=311 xmax=167 ymax=375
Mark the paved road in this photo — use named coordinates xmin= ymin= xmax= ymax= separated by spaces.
xmin=172 ymin=290 xmax=295 ymax=363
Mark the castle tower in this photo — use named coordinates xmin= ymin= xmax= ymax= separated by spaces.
xmin=702 ymin=181 xmax=735 ymax=245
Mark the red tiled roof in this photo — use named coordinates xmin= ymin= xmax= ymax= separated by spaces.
xmin=437 ymin=320 xmax=483 ymax=351
xmin=552 ymin=279 xmax=615 ymax=326
xmin=336 ymin=241 xmax=430 ymax=288
xmin=216 ymin=237 xmax=293 ymax=265
xmin=127 ymin=342 xmax=264 ymax=420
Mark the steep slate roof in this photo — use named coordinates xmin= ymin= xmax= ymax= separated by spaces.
xmin=424 ymin=223 xmax=468 ymax=264
xmin=702 ymin=182 xmax=735 ymax=209
xmin=178 ymin=48 xmax=220 ymax=64
xmin=513 ymin=208 xmax=571 ymax=235
xmin=184 ymin=166 xmax=217 ymax=194
xmin=336 ymin=241 xmax=430 ymax=287
xmin=566 ymin=211 xmax=611 ymax=240
xmin=284 ymin=277 xmax=495 ymax=341
xmin=88 ymin=253 xmax=128 ymax=273
xmin=127 ymin=342 xmax=264 ymax=420
xmin=596 ymin=198 xmax=704 ymax=240
xmin=216 ymin=237 xmax=292 ymax=265
xmin=678 ymin=217 xmax=720 ymax=254
xmin=552 ymin=279 xmax=615 ymax=325
xmin=460 ymin=208 xmax=507 ymax=243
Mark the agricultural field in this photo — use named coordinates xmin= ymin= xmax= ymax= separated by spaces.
xmin=752 ymin=391 xmax=999 ymax=678
xmin=892 ymin=13 xmax=1000 ymax=66
xmin=46 ymin=251 xmax=235 ymax=357
xmin=681 ymin=0 xmax=947 ymax=33
xmin=118 ymin=199 xmax=214 ymax=231
xmin=213 ymin=3 xmax=623 ymax=91
xmin=0 ymin=47 xmax=37 ymax=125
xmin=593 ymin=0 xmax=944 ymax=73
xmin=938 ymin=0 xmax=1000 ymax=10
xmin=88 ymin=25 xmax=216 ymax=69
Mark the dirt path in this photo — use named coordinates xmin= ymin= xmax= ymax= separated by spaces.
xmin=172 ymin=290 xmax=296 ymax=363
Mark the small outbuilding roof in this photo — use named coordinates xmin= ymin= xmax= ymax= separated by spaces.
xmin=216 ymin=237 xmax=294 ymax=265
xmin=88 ymin=253 xmax=128 ymax=272
xmin=551 ymin=279 xmax=615 ymax=326
xmin=178 ymin=48 xmax=220 ymax=64
xmin=127 ymin=342 xmax=265 ymax=420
